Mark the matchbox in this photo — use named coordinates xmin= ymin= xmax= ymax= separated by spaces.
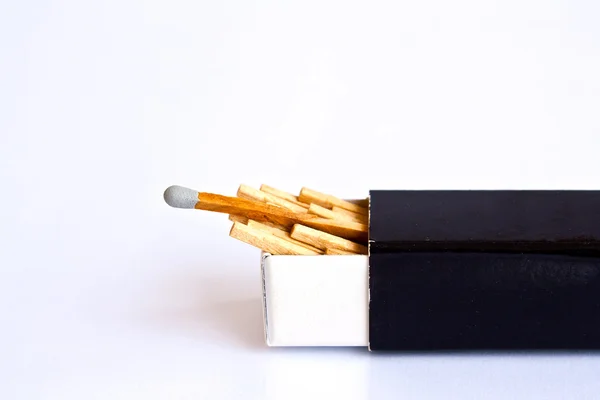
xmin=261 ymin=190 xmax=600 ymax=351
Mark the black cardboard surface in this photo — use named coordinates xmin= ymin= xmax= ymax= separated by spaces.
xmin=369 ymin=190 xmax=600 ymax=255
xmin=368 ymin=252 xmax=600 ymax=351
xmin=368 ymin=190 xmax=600 ymax=351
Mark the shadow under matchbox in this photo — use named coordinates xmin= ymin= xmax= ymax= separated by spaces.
xmin=262 ymin=190 xmax=600 ymax=351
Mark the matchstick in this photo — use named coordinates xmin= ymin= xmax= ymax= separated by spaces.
xmin=260 ymin=184 xmax=309 ymax=209
xmin=238 ymin=184 xmax=307 ymax=214
xmin=331 ymin=206 xmax=368 ymax=224
xmin=299 ymin=187 xmax=368 ymax=215
xmin=348 ymin=198 xmax=369 ymax=208
xmin=164 ymin=186 xmax=367 ymax=243
xmin=228 ymin=214 xmax=249 ymax=224
xmin=230 ymin=222 xmax=320 ymax=255
xmin=325 ymin=248 xmax=357 ymax=255
xmin=253 ymin=219 xmax=290 ymax=231
xmin=308 ymin=203 xmax=356 ymax=222
xmin=247 ymin=220 xmax=323 ymax=253
xmin=290 ymin=224 xmax=368 ymax=254
xmin=300 ymin=217 xmax=367 ymax=244
xmin=245 ymin=219 xmax=287 ymax=234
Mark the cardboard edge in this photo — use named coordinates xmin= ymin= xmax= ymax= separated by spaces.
xmin=260 ymin=251 xmax=271 ymax=346
xmin=367 ymin=192 xmax=372 ymax=351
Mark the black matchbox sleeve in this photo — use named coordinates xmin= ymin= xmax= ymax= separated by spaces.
xmin=368 ymin=190 xmax=600 ymax=351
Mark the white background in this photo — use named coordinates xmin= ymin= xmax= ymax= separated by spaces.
xmin=2 ymin=0 xmax=600 ymax=398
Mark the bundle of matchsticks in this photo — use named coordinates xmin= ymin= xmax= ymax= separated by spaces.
xmin=228 ymin=185 xmax=369 ymax=255
xmin=163 ymin=183 xmax=369 ymax=255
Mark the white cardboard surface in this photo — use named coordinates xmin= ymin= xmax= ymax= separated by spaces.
xmin=261 ymin=253 xmax=369 ymax=346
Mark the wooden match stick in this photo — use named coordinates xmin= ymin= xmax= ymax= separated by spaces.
xmin=260 ymin=184 xmax=309 ymax=209
xmin=245 ymin=219 xmax=287 ymax=235
xmin=164 ymin=185 xmax=368 ymax=243
xmin=308 ymin=203 xmax=356 ymax=222
xmin=331 ymin=206 xmax=368 ymax=223
xmin=230 ymin=222 xmax=320 ymax=255
xmin=252 ymin=219 xmax=289 ymax=231
xmin=348 ymin=198 xmax=369 ymax=208
xmin=228 ymin=214 xmax=248 ymax=224
xmin=290 ymin=224 xmax=368 ymax=254
xmin=325 ymin=248 xmax=357 ymax=255
xmin=238 ymin=184 xmax=307 ymax=214
xmin=303 ymin=217 xmax=367 ymax=244
xmin=299 ymin=187 xmax=368 ymax=215
xmin=247 ymin=220 xmax=323 ymax=253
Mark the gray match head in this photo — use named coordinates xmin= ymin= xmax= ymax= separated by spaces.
xmin=163 ymin=185 xmax=199 ymax=209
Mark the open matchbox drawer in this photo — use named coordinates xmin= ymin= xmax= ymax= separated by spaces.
xmin=261 ymin=190 xmax=600 ymax=351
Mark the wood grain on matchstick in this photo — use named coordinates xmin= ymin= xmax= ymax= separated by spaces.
xmin=228 ymin=215 xmax=248 ymax=224
xmin=308 ymin=203 xmax=356 ymax=222
xmin=300 ymin=217 xmax=367 ymax=244
xmin=348 ymin=198 xmax=369 ymax=208
xmin=290 ymin=224 xmax=368 ymax=254
xmin=253 ymin=219 xmax=289 ymax=231
xmin=325 ymin=248 xmax=357 ymax=255
xmin=247 ymin=220 xmax=323 ymax=253
xmin=260 ymin=184 xmax=309 ymax=209
xmin=299 ymin=187 xmax=368 ymax=215
xmin=238 ymin=184 xmax=307 ymax=213
xmin=332 ymin=206 xmax=368 ymax=223
xmin=230 ymin=222 xmax=320 ymax=255
xmin=245 ymin=219 xmax=286 ymax=234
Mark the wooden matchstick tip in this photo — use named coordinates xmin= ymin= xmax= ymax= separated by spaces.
xmin=163 ymin=185 xmax=199 ymax=209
